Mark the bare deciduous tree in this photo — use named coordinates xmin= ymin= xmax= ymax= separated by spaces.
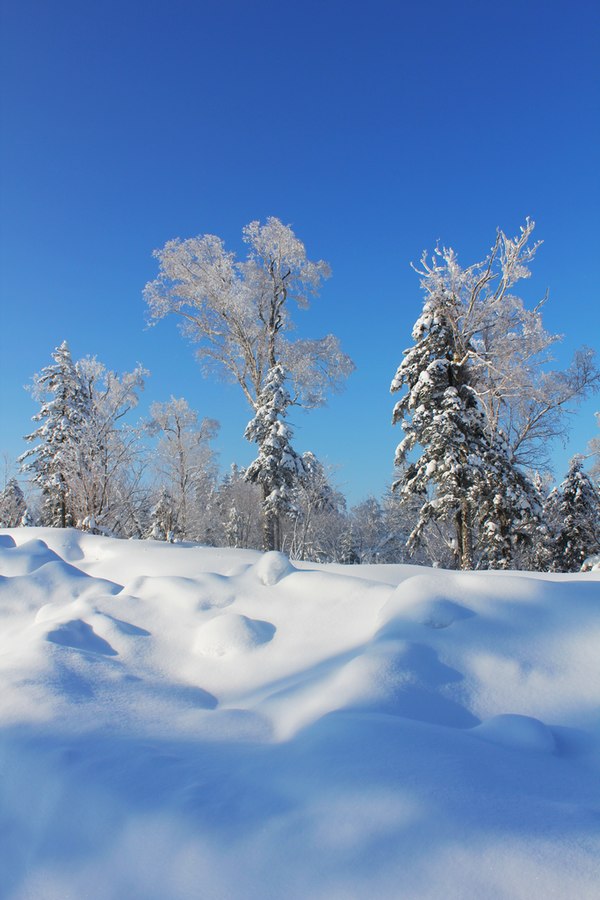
xmin=147 ymin=397 xmax=219 ymax=540
xmin=144 ymin=217 xmax=354 ymax=411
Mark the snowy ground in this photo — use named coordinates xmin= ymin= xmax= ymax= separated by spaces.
xmin=1 ymin=529 xmax=599 ymax=899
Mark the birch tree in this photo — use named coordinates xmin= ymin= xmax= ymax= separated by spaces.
xmin=146 ymin=397 xmax=219 ymax=540
xmin=143 ymin=217 xmax=354 ymax=411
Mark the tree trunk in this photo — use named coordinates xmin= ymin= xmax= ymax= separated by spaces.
xmin=261 ymin=482 xmax=278 ymax=552
xmin=456 ymin=501 xmax=473 ymax=569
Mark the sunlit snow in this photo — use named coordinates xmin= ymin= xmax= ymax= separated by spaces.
xmin=1 ymin=528 xmax=599 ymax=899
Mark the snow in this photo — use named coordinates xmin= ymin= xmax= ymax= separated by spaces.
xmin=1 ymin=528 xmax=600 ymax=899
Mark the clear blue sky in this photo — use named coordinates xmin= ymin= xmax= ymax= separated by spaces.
xmin=1 ymin=0 xmax=599 ymax=502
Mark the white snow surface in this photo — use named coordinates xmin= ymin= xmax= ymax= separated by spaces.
xmin=1 ymin=529 xmax=600 ymax=899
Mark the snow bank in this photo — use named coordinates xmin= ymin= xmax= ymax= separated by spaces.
xmin=1 ymin=527 xmax=599 ymax=900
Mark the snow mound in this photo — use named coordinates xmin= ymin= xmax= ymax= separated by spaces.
xmin=194 ymin=613 xmax=276 ymax=657
xmin=1 ymin=528 xmax=600 ymax=899
xmin=253 ymin=550 xmax=295 ymax=585
xmin=44 ymin=618 xmax=118 ymax=657
xmin=472 ymin=714 xmax=556 ymax=753
xmin=123 ymin=573 xmax=234 ymax=610
xmin=0 ymin=537 xmax=62 ymax=575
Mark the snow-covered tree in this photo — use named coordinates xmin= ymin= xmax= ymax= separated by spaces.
xmin=348 ymin=498 xmax=386 ymax=564
xmin=0 ymin=478 xmax=28 ymax=527
xmin=144 ymin=217 xmax=354 ymax=412
xmin=589 ymin=412 xmax=600 ymax=485
xmin=283 ymin=452 xmax=346 ymax=560
xmin=215 ymin=464 xmax=262 ymax=549
xmin=20 ymin=341 xmax=90 ymax=527
xmin=551 ymin=457 xmax=600 ymax=572
xmin=147 ymin=486 xmax=180 ymax=542
xmin=411 ymin=220 xmax=599 ymax=470
xmin=391 ymin=284 xmax=538 ymax=569
xmin=147 ymin=397 xmax=219 ymax=541
xmin=244 ymin=364 xmax=306 ymax=551
xmin=474 ymin=441 xmax=542 ymax=569
xmin=66 ymin=356 xmax=147 ymax=535
xmin=20 ymin=345 xmax=148 ymax=536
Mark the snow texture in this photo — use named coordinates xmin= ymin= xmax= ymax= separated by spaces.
xmin=1 ymin=527 xmax=600 ymax=899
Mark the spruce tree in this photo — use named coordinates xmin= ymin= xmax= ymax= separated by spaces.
xmin=0 ymin=478 xmax=28 ymax=527
xmin=551 ymin=457 xmax=600 ymax=571
xmin=20 ymin=341 xmax=90 ymax=527
xmin=244 ymin=364 xmax=306 ymax=551
xmin=391 ymin=288 xmax=538 ymax=569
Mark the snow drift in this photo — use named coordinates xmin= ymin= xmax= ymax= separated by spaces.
xmin=1 ymin=528 xmax=599 ymax=899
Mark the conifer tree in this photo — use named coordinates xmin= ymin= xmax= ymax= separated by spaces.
xmin=0 ymin=478 xmax=28 ymax=527
xmin=244 ymin=364 xmax=306 ymax=551
xmin=551 ymin=457 xmax=600 ymax=571
xmin=147 ymin=486 xmax=180 ymax=542
xmin=391 ymin=287 xmax=538 ymax=569
xmin=20 ymin=341 xmax=89 ymax=527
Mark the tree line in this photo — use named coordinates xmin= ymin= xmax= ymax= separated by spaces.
xmin=3 ymin=217 xmax=600 ymax=572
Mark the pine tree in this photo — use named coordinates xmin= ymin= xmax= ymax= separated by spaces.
xmin=20 ymin=341 xmax=90 ymax=527
xmin=551 ymin=457 xmax=600 ymax=571
xmin=244 ymin=364 xmax=306 ymax=551
xmin=0 ymin=478 xmax=27 ymax=527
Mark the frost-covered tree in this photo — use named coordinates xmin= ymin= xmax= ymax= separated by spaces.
xmin=147 ymin=397 xmax=219 ymax=541
xmin=147 ymin=486 xmax=180 ymax=542
xmin=20 ymin=346 xmax=148 ymax=536
xmin=589 ymin=412 xmax=600 ymax=485
xmin=215 ymin=464 xmax=262 ymax=549
xmin=391 ymin=285 xmax=538 ymax=569
xmin=411 ymin=220 xmax=599 ymax=470
xmin=20 ymin=341 xmax=90 ymax=527
xmin=144 ymin=217 xmax=354 ymax=413
xmin=67 ymin=356 xmax=147 ymax=535
xmin=348 ymin=498 xmax=387 ymax=564
xmin=244 ymin=364 xmax=306 ymax=551
xmin=284 ymin=452 xmax=346 ymax=560
xmin=474 ymin=441 xmax=542 ymax=569
xmin=551 ymin=457 xmax=600 ymax=572
xmin=0 ymin=478 xmax=28 ymax=527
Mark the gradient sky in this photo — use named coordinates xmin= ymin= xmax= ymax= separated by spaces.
xmin=1 ymin=0 xmax=599 ymax=503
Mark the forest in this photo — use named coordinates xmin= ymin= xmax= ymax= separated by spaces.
xmin=3 ymin=217 xmax=600 ymax=572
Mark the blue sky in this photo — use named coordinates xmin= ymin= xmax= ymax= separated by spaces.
xmin=1 ymin=0 xmax=599 ymax=503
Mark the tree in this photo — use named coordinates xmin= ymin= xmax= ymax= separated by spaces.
xmin=147 ymin=397 xmax=219 ymax=540
xmin=215 ymin=464 xmax=262 ymax=550
xmin=391 ymin=279 xmax=538 ymax=569
xmin=0 ymin=478 xmax=28 ymax=527
xmin=474 ymin=442 xmax=542 ymax=570
xmin=283 ymin=452 xmax=346 ymax=560
xmin=551 ymin=457 xmax=600 ymax=572
xmin=20 ymin=345 xmax=148 ymax=535
xmin=411 ymin=220 xmax=599 ymax=470
xmin=589 ymin=412 xmax=600 ymax=485
xmin=244 ymin=364 xmax=306 ymax=551
xmin=20 ymin=341 xmax=90 ymax=527
xmin=147 ymin=486 xmax=180 ymax=542
xmin=144 ymin=217 xmax=354 ymax=411
xmin=67 ymin=356 xmax=147 ymax=535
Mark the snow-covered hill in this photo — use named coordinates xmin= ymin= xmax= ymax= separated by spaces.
xmin=1 ymin=529 xmax=599 ymax=899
